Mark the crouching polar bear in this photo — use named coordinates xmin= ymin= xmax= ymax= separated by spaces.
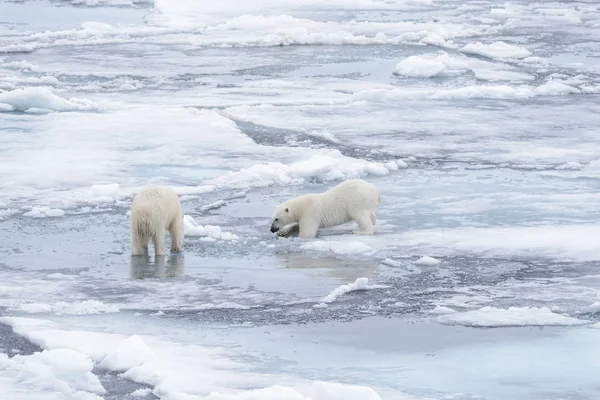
xmin=270 ymin=179 xmax=380 ymax=238
xmin=130 ymin=186 xmax=183 ymax=256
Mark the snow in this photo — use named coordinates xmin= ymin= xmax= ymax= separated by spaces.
xmin=200 ymin=199 xmax=227 ymax=213
xmin=462 ymin=41 xmax=532 ymax=60
xmin=0 ymin=317 xmax=386 ymax=400
xmin=89 ymin=183 xmax=121 ymax=200
xmin=314 ymin=278 xmax=386 ymax=307
xmin=0 ymin=349 xmax=105 ymax=399
xmin=98 ymin=335 xmax=153 ymax=372
xmin=130 ymin=388 xmax=152 ymax=397
xmin=310 ymin=381 xmax=382 ymax=400
xmin=556 ymin=162 xmax=583 ymax=170
xmin=401 ymin=224 xmax=600 ymax=262
xmin=183 ymin=215 xmax=238 ymax=241
xmin=22 ymin=206 xmax=65 ymax=218
xmin=196 ymin=302 xmax=251 ymax=310
xmin=395 ymin=53 xmax=468 ymax=78
xmin=0 ymin=208 xmax=19 ymax=220
xmin=300 ymin=240 xmax=376 ymax=256
xmin=0 ymin=87 xmax=95 ymax=113
xmin=11 ymin=300 xmax=119 ymax=315
xmin=210 ymin=153 xmax=397 ymax=189
xmin=438 ymin=306 xmax=591 ymax=327
xmin=414 ymin=256 xmax=441 ymax=266
xmin=430 ymin=306 xmax=456 ymax=315
xmin=534 ymin=81 xmax=581 ymax=96
xmin=305 ymin=129 xmax=340 ymax=143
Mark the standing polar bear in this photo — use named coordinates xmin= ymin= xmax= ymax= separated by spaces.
xmin=270 ymin=179 xmax=380 ymax=238
xmin=130 ymin=186 xmax=184 ymax=256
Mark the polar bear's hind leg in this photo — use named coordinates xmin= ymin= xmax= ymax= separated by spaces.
xmin=152 ymin=227 xmax=166 ymax=256
xmin=131 ymin=234 xmax=149 ymax=256
xmin=169 ymin=216 xmax=184 ymax=253
xmin=131 ymin=219 xmax=150 ymax=256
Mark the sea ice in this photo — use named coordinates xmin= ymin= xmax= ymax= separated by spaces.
xmin=300 ymin=241 xmax=376 ymax=256
xmin=438 ymin=306 xmax=591 ymax=327
xmin=395 ymin=53 xmax=468 ymax=78
xmin=462 ymin=41 xmax=532 ymax=60
xmin=183 ymin=215 xmax=239 ymax=241
xmin=0 ymin=87 xmax=95 ymax=112
xmin=22 ymin=206 xmax=65 ymax=218
xmin=314 ymin=277 xmax=387 ymax=308
xmin=414 ymin=256 xmax=441 ymax=266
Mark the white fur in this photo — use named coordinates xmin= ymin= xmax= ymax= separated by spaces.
xmin=271 ymin=179 xmax=381 ymax=238
xmin=130 ymin=186 xmax=184 ymax=256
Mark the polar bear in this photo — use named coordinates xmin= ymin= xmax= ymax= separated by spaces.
xmin=130 ymin=186 xmax=183 ymax=256
xmin=270 ymin=179 xmax=380 ymax=238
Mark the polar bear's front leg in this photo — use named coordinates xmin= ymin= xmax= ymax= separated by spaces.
xmin=276 ymin=222 xmax=299 ymax=238
xmin=298 ymin=218 xmax=319 ymax=238
xmin=352 ymin=211 xmax=375 ymax=235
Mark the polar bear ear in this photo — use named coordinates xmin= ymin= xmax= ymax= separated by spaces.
xmin=285 ymin=208 xmax=289 ymax=213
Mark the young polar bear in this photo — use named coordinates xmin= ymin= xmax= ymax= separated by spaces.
xmin=130 ymin=186 xmax=183 ymax=256
xmin=270 ymin=179 xmax=380 ymax=238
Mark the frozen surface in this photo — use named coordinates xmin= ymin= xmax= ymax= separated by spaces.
xmin=2 ymin=0 xmax=600 ymax=399
xmin=437 ymin=306 xmax=591 ymax=327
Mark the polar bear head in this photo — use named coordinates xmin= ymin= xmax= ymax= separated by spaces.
xmin=270 ymin=203 xmax=294 ymax=233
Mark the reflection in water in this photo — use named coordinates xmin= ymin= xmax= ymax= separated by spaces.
xmin=129 ymin=253 xmax=185 ymax=279
xmin=275 ymin=252 xmax=380 ymax=283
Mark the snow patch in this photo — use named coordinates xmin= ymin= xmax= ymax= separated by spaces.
xmin=300 ymin=240 xmax=376 ymax=256
xmin=534 ymin=81 xmax=580 ymax=96
xmin=22 ymin=206 xmax=65 ymax=218
xmin=462 ymin=41 xmax=532 ymax=60
xmin=314 ymin=278 xmax=386 ymax=308
xmin=0 ymin=87 xmax=95 ymax=113
xmin=173 ymin=185 xmax=216 ymax=195
xmin=196 ymin=302 xmax=251 ymax=310
xmin=0 ymin=349 xmax=105 ymax=399
xmin=438 ymin=306 xmax=591 ymax=327
xmin=305 ymin=129 xmax=340 ymax=143
xmin=131 ymin=388 xmax=152 ymax=397
xmin=414 ymin=256 xmax=441 ymax=266
xmin=211 ymin=153 xmax=398 ymax=189
xmin=99 ymin=335 xmax=153 ymax=372
xmin=0 ymin=317 xmax=385 ymax=399
xmin=183 ymin=215 xmax=238 ymax=241
xmin=0 ymin=208 xmax=19 ymax=220
xmin=430 ymin=306 xmax=457 ymax=315
xmin=200 ymin=199 xmax=227 ymax=213
xmin=556 ymin=161 xmax=583 ymax=170
xmin=401 ymin=224 xmax=600 ymax=262
xmin=90 ymin=183 xmax=121 ymax=200
xmin=395 ymin=53 xmax=468 ymax=78
xmin=11 ymin=300 xmax=119 ymax=315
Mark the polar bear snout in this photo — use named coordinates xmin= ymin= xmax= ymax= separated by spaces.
xmin=270 ymin=222 xmax=279 ymax=233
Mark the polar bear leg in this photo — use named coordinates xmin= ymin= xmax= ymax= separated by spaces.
xmin=352 ymin=211 xmax=374 ymax=235
xmin=152 ymin=227 xmax=166 ymax=256
xmin=277 ymin=222 xmax=299 ymax=238
xmin=370 ymin=212 xmax=376 ymax=226
xmin=169 ymin=216 xmax=184 ymax=252
xmin=131 ymin=233 xmax=149 ymax=256
xmin=299 ymin=218 xmax=319 ymax=238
